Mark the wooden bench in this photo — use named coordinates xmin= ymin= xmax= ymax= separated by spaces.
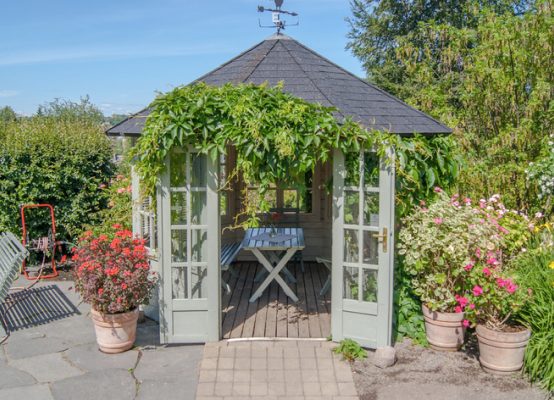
xmin=0 ymin=232 xmax=28 ymax=337
xmin=220 ymin=242 xmax=242 ymax=294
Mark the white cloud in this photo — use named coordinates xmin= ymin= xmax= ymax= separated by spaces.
xmin=0 ymin=90 xmax=19 ymax=97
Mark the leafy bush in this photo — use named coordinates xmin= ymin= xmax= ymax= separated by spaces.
xmin=513 ymin=228 xmax=554 ymax=391
xmin=73 ymin=227 xmax=156 ymax=314
xmin=0 ymin=116 xmax=115 ymax=241
xmin=398 ymin=190 xmax=506 ymax=312
xmin=333 ymin=338 xmax=367 ymax=362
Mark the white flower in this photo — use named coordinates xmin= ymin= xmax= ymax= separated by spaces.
xmin=535 ymin=212 xmax=543 ymax=219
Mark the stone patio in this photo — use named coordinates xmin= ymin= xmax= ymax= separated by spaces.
xmin=196 ymin=340 xmax=359 ymax=400
xmin=0 ymin=280 xmax=203 ymax=400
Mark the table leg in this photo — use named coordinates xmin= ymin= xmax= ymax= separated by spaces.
xmin=249 ymin=248 xmax=299 ymax=303
xmin=254 ymin=251 xmax=297 ymax=284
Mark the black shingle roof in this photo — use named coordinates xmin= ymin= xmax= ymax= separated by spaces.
xmin=107 ymin=34 xmax=451 ymax=136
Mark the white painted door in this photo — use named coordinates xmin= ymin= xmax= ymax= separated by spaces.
xmin=331 ymin=148 xmax=395 ymax=348
xmin=159 ymin=148 xmax=220 ymax=343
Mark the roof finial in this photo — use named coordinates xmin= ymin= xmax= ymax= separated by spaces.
xmin=257 ymin=0 xmax=299 ymax=34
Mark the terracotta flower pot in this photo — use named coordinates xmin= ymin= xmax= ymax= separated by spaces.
xmin=90 ymin=307 xmax=139 ymax=353
xmin=476 ymin=324 xmax=531 ymax=375
xmin=422 ymin=305 xmax=465 ymax=351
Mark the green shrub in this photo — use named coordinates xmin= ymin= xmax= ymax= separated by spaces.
xmin=513 ymin=227 xmax=554 ymax=392
xmin=0 ymin=116 xmax=115 ymax=242
xmin=333 ymin=338 xmax=367 ymax=362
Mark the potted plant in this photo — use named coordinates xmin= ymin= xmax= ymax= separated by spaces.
xmin=462 ymin=206 xmax=532 ymax=374
xmin=73 ymin=225 xmax=156 ymax=353
xmin=398 ymin=189 xmax=504 ymax=351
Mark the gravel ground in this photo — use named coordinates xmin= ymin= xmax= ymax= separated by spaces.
xmin=351 ymin=338 xmax=551 ymax=400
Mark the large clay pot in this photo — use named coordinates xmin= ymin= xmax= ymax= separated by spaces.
xmin=90 ymin=308 xmax=139 ymax=353
xmin=476 ymin=324 xmax=531 ymax=375
xmin=422 ymin=305 xmax=465 ymax=351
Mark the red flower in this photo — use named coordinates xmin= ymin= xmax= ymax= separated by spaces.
xmin=121 ymin=283 xmax=128 ymax=290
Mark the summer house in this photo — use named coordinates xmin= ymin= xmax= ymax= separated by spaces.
xmin=107 ymin=33 xmax=451 ymax=348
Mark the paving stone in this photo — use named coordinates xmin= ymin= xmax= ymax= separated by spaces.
xmin=137 ymin=379 xmax=196 ymax=400
xmin=251 ymin=357 xmax=267 ymax=370
xmin=234 ymin=357 xmax=251 ymax=370
xmin=217 ymin=370 xmax=233 ymax=383
xmin=0 ymin=383 xmax=54 ymax=400
xmin=267 ymin=347 xmax=283 ymax=358
xmin=299 ymin=346 xmax=316 ymax=358
xmin=233 ymin=370 xmax=250 ymax=383
xmin=50 ymin=369 xmax=135 ymax=400
xmin=285 ymin=381 xmax=304 ymax=396
xmin=196 ymin=382 xmax=215 ymax=396
xmin=232 ymin=383 xmax=250 ymax=396
xmin=304 ymin=381 xmax=322 ymax=396
xmin=63 ymin=343 xmax=139 ymax=372
xmin=0 ymin=362 xmax=36 ymax=389
xmin=201 ymin=357 xmax=218 ymax=370
xmin=301 ymin=369 xmax=319 ymax=382
xmin=4 ymin=335 xmax=70 ymax=360
xmin=251 ymin=369 xmax=268 ymax=382
xmin=268 ymin=381 xmax=285 ymax=396
xmin=134 ymin=321 xmax=161 ymax=347
xmin=250 ymin=381 xmax=268 ymax=396
xmin=338 ymin=382 xmax=358 ymax=396
xmin=218 ymin=357 xmax=234 ymax=369
xmin=199 ymin=369 xmax=217 ymax=383
xmin=321 ymin=381 xmax=340 ymax=396
xmin=134 ymin=345 xmax=203 ymax=381
xmin=268 ymin=357 xmax=284 ymax=370
xmin=300 ymin=357 xmax=317 ymax=370
xmin=10 ymin=352 xmax=84 ymax=383
xmin=214 ymin=381 xmax=233 ymax=396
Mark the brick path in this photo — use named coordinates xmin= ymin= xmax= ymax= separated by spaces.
xmin=196 ymin=339 xmax=359 ymax=400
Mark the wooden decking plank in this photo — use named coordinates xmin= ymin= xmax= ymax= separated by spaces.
xmin=311 ymin=262 xmax=331 ymax=337
xmin=276 ymin=266 xmax=289 ymax=337
xmin=241 ymin=264 xmax=262 ymax=337
xmin=303 ymin=263 xmax=323 ymax=338
xmin=264 ymin=280 xmax=279 ymax=337
xmin=252 ymin=269 xmax=271 ymax=337
xmin=294 ymin=262 xmax=310 ymax=338
xmin=229 ymin=262 xmax=258 ymax=338
xmin=286 ymin=264 xmax=300 ymax=338
xmin=222 ymin=262 xmax=250 ymax=338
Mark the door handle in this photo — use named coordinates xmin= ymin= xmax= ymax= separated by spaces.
xmin=372 ymin=227 xmax=388 ymax=253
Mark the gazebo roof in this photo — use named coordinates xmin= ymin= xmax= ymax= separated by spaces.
xmin=107 ymin=34 xmax=451 ymax=136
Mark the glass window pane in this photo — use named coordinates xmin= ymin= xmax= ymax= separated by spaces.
xmin=363 ymin=193 xmax=379 ymax=226
xmin=343 ymin=266 xmax=359 ymax=300
xmin=363 ymin=231 xmax=379 ymax=265
xmin=171 ymin=229 xmax=187 ymax=262
xmin=364 ymin=152 xmax=379 ymax=187
xmin=344 ymin=229 xmax=359 ymax=263
xmin=191 ymin=154 xmax=207 ymax=187
xmin=191 ymin=191 xmax=207 ymax=225
xmin=171 ymin=267 xmax=188 ymax=299
xmin=362 ymin=269 xmax=378 ymax=302
xmin=344 ymin=191 xmax=359 ymax=225
xmin=345 ymin=152 xmax=360 ymax=187
xmin=191 ymin=229 xmax=207 ymax=262
xmin=190 ymin=266 xmax=208 ymax=299
xmin=170 ymin=151 xmax=186 ymax=187
xmin=170 ymin=192 xmax=187 ymax=225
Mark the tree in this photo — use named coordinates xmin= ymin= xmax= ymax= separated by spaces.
xmin=346 ymin=0 xmax=532 ymax=94
xmin=0 ymin=106 xmax=17 ymax=123
xmin=37 ymin=95 xmax=104 ymax=125
xmin=394 ymin=1 xmax=553 ymax=214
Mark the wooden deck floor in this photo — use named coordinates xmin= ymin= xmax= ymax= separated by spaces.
xmin=221 ymin=262 xmax=331 ymax=339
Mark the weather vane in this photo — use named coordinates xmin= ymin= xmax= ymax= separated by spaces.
xmin=257 ymin=0 xmax=299 ymax=34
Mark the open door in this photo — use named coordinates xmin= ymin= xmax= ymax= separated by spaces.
xmin=159 ymin=148 xmax=220 ymax=343
xmin=331 ymin=148 xmax=395 ymax=348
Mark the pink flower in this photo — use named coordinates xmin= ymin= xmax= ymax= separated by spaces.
xmin=456 ymin=296 xmax=469 ymax=307
xmin=434 ymin=187 xmax=443 ymax=193
xmin=455 ymin=306 xmax=463 ymax=313
xmin=117 ymin=188 xmax=126 ymax=194
xmin=464 ymin=262 xmax=474 ymax=272
xmin=475 ymin=248 xmax=482 ymax=258
xmin=468 ymin=303 xmax=475 ymax=310
xmin=434 ymin=217 xmax=443 ymax=225
xmin=472 ymin=285 xmax=483 ymax=296
xmin=452 ymin=201 xmax=460 ymax=207
xmin=496 ymin=278 xmax=506 ymax=288
xmin=506 ymin=283 xmax=518 ymax=294
xmin=482 ymin=267 xmax=491 ymax=277
xmin=463 ymin=197 xmax=471 ymax=205
xmin=479 ymin=199 xmax=486 ymax=209
xmin=462 ymin=320 xmax=470 ymax=328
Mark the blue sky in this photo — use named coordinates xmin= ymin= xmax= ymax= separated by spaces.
xmin=0 ymin=0 xmax=364 ymax=116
